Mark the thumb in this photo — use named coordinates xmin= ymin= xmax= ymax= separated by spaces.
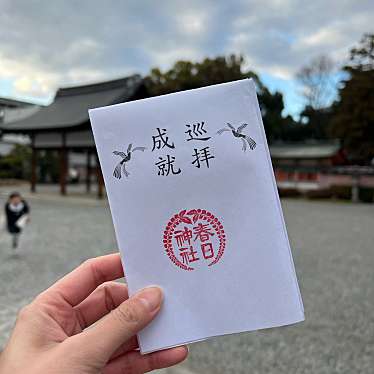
xmin=74 ymin=286 xmax=163 ymax=362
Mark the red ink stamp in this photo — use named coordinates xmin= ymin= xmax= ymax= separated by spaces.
xmin=163 ymin=209 xmax=226 ymax=271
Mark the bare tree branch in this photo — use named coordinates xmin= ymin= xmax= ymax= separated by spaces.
xmin=297 ymin=55 xmax=335 ymax=109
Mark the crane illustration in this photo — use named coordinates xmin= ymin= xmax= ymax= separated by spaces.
xmin=112 ymin=143 xmax=146 ymax=179
xmin=217 ymin=123 xmax=256 ymax=152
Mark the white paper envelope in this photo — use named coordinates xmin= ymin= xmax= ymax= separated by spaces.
xmin=89 ymin=79 xmax=304 ymax=354
xmin=15 ymin=214 xmax=29 ymax=229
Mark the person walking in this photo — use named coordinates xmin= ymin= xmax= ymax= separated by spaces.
xmin=4 ymin=192 xmax=30 ymax=249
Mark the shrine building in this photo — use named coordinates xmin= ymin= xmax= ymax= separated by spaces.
xmin=0 ymin=75 xmax=147 ymax=198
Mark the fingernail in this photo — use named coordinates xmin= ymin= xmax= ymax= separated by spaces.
xmin=135 ymin=286 xmax=163 ymax=312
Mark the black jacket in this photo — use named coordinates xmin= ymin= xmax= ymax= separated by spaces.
xmin=5 ymin=200 xmax=30 ymax=233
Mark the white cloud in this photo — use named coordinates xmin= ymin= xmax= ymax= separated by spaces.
xmin=148 ymin=47 xmax=202 ymax=70
xmin=0 ymin=0 xmax=372 ymax=106
xmin=0 ymin=52 xmax=59 ymax=99
xmin=62 ymin=38 xmax=103 ymax=64
xmin=13 ymin=76 xmax=49 ymax=97
xmin=178 ymin=12 xmax=207 ymax=36
xmin=265 ymin=67 xmax=293 ymax=80
xmin=301 ymin=28 xmax=343 ymax=48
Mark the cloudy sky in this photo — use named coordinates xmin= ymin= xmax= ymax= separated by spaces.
xmin=0 ymin=0 xmax=372 ymax=117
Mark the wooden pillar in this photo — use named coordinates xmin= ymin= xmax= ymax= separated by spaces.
xmin=30 ymin=135 xmax=37 ymax=193
xmin=96 ymin=153 xmax=104 ymax=199
xmin=86 ymin=149 xmax=92 ymax=193
xmin=351 ymin=174 xmax=360 ymax=203
xmin=59 ymin=133 xmax=68 ymax=196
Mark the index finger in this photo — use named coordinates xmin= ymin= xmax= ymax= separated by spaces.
xmin=42 ymin=253 xmax=124 ymax=306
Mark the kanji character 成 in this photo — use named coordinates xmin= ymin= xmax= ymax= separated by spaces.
xmin=151 ymin=128 xmax=175 ymax=151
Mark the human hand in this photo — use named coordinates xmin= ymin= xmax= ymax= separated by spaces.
xmin=0 ymin=253 xmax=188 ymax=373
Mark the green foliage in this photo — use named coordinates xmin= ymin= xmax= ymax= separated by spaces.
xmin=0 ymin=144 xmax=31 ymax=179
xmin=0 ymin=145 xmax=60 ymax=182
xmin=38 ymin=150 xmax=60 ymax=183
xmin=330 ymin=33 xmax=374 ymax=163
xmin=146 ymin=55 xmax=261 ymax=95
xmin=298 ymin=105 xmax=333 ymax=139
xmin=146 ymin=55 xmax=294 ymax=142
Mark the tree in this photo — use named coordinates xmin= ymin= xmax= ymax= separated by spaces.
xmin=297 ymin=55 xmax=335 ymax=110
xmin=298 ymin=105 xmax=334 ymax=139
xmin=296 ymin=55 xmax=336 ymax=139
xmin=38 ymin=150 xmax=60 ymax=183
xmin=146 ymin=55 xmax=293 ymax=142
xmin=146 ymin=55 xmax=260 ymax=95
xmin=330 ymin=33 xmax=374 ymax=163
xmin=259 ymin=89 xmax=294 ymax=141
xmin=0 ymin=144 xmax=31 ymax=179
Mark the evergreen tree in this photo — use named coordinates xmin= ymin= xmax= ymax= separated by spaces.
xmin=330 ymin=34 xmax=374 ymax=163
xmin=146 ymin=55 xmax=294 ymax=142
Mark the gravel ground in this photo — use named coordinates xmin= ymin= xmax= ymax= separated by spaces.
xmin=0 ymin=193 xmax=373 ymax=373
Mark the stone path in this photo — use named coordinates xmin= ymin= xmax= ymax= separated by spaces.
xmin=0 ymin=193 xmax=373 ymax=373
